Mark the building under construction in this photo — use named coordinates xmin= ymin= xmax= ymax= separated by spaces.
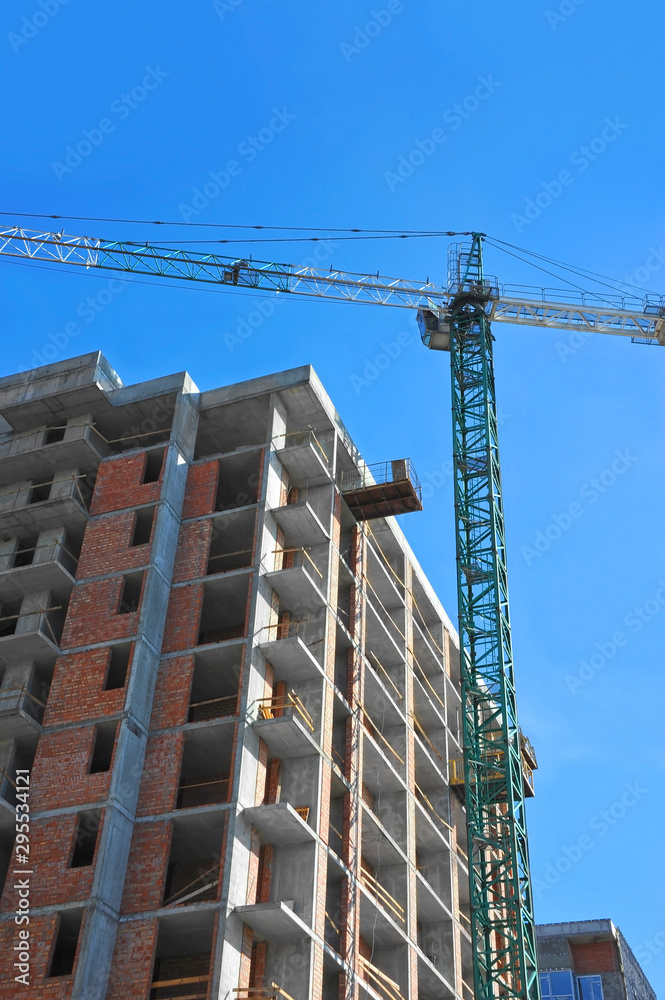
xmin=537 ymin=919 xmax=656 ymax=1000
xmin=0 ymin=352 xmax=494 ymax=1000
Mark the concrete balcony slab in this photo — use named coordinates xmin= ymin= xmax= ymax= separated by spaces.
xmin=0 ymin=494 xmax=88 ymax=539
xmin=0 ymin=626 xmax=59 ymax=666
xmin=263 ymin=564 xmax=326 ymax=615
xmin=0 ymin=427 xmax=110 ymax=487
xmin=276 ymin=435 xmax=331 ymax=486
xmin=271 ymin=501 xmax=329 ymax=548
xmin=0 ymin=694 xmax=43 ymax=740
xmin=243 ymin=802 xmax=316 ymax=845
xmin=252 ymin=714 xmax=320 ymax=759
xmin=257 ymin=634 xmax=323 ymax=683
xmin=417 ymin=952 xmax=456 ymax=1000
xmin=0 ymin=558 xmax=75 ymax=602
xmin=234 ymin=900 xmax=312 ymax=942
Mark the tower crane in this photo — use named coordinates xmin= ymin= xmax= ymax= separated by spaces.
xmin=1 ymin=225 xmax=662 ymax=1000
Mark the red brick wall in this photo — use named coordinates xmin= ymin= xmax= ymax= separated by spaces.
xmin=150 ymin=655 xmax=195 ymax=730
xmin=106 ymin=918 xmax=158 ymax=999
xmin=61 ymin=577 xmax=140 ymax=648
xmin=44 ymin=648 xmax=127 ymax=727
xmin=136 ymin=732 xmax=183 ymax=817
xmin=0 ymin=912 xmax=67 ymax=999
xmin=172 ymin=520 xmax=212 ymax=584
xmin=181 ymin=460 xmax=219 ymax=519
xmin=0 ymin=813 xmax=96 ymax=911
xmin=31 ymin=726 xmax=112 ymax=812
xmin=90 ymin=452 xmax=163 ymax=516
xmin=76 ymin=510 xmax=153 ymax=579
xmin=572 ymin=941 xmax=617 ymax=974
xmin=161 ymin=584 xmax=203 ymax=653
xmin=120 ymin=821 xmax=171 ymax=913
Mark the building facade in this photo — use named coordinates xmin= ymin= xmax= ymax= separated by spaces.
xmin=537 ymin=920 xmax=657 ymax=1000
xmin=0 ymin=353 xmax=472 ymax=1000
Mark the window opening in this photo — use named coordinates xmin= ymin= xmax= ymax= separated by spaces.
xmin=44 ymin=426 xmax=66 ymax=445
xmin=130 ymin=507 xmax=155 ymax=547
xmin=104 ymin=644 xmax=131 ymax=690
xmin=69 ymin=811 xmax=100 ymax=868
xmin=48 ymin=910 xmax=83 ymax=977
xmin=89 ymin=722 xmax=118 ymax=773
xmin=143 ymin=449 xmax=165 ymax=484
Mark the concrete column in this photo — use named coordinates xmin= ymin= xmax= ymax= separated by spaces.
xmin=70 ymin=385 xmax=199 ymax=1000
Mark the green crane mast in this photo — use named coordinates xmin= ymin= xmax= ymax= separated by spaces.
xmin=2 ymin=223 xmax=661 ymax=1000
xmin=421 ymin=235 xmax=539 ymax=1000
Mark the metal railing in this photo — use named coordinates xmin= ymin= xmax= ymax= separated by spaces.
xmin=271 ymin=545 xmax=323 ymax=582
xmin=274 ymin=427 xmax=330 ymax=465
xmin=337 ymin=459 xmax=422 ymax=501
xmin=0 ymin=605 xmax=62 ymax=644
xmin=4 ymin=538 xmax=78 ymax=575
xmin=360 ymin=866 xmax=405 ymax=924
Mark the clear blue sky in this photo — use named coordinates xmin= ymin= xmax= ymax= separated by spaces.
xmin=2 ymin=1 xmax=664 ymax=991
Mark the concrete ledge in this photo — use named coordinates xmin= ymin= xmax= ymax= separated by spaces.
xmin=243 ymin=802 xmax=316 ymax=845
xmin=234 ymin=900 xmax=312 ymax=942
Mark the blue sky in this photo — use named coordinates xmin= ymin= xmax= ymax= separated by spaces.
xmin=2 ymin=0 xmax=664 ymax=990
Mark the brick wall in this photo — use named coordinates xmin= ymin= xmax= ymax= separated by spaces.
xmin=89 ymin=452 xmax=163 ymax=516
xmin=161 ymin=584 xmax=203 ymax=653
xmin=120 ymin=821 xmax=171 ymax=913
xmin=136 ymin=732 xmax=183 ymax=817
xmin=0 ymin=912 xmax=64 ymax=999
xmin=572 ymin=941 xmax=618 ymax=974
xmin=106 ymin=918 xmax=158 ymax=999
xmin=172 ymin=519 xmax=212 ymax=584
xmin=76 ymin=509 xmax=153 ymax=579
xmin=181 ymin=460 xmax=219 ymax=519
xmin=31 ymin=726 xmax=112 ymax=812
xmin=60 ymin=577 xmax=140 ymax=648
xmin=43 ymin=648 xmax=127 ymax=727
xmin=0 ymin=813 xmax=95 ymax=911
xmin=150 ymin=654 xmax=195 ymax=730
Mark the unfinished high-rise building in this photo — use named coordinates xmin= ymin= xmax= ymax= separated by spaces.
xmin=0 ymin=352 xmax=479 ymax=1000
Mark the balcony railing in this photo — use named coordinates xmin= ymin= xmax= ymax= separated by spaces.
xmin=0 ymin=681 xmax=46 ymax=725
xmin=256 ymin=691 xmax=314 ymax=733
xmin=0 ymin=605 xmax=62 ymax=644
xmin=360 ymin=866 xmax=405 ymax=924
xmin=177 ymin=775 xmax=230 ymax=809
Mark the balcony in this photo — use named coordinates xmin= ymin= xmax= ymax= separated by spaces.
xmin=257 ymin=630 xmax=324 ymax=684
xmin=270 ymin=495 xmax=329 ymax=548
xmin=0 ymin=605 xmax=63 ymax=664
xmin=0 ymin=475 xmax=90 ymax=537
xmin=0 ymin=683 xmax=45 ymax=738
xmin=243 ymin=802 xmax=316 ymax=845
xmin=0 ymin=421 xmax=111 ymax=487
xmin=275 ymin=429 xmax=332 ymax=486
xmin=253 ymin=692 xmax=319 ymax=759
xmin=0 ymin=539 xmax=77 ymax=602
xmin=235 ymin=899 xmax=313 ymax=944
xmin=263 ymin=548 xmax=326 ymax=614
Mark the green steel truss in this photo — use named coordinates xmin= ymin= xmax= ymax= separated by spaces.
xmin=449 ymin=236 xmax=540 ymax=1000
